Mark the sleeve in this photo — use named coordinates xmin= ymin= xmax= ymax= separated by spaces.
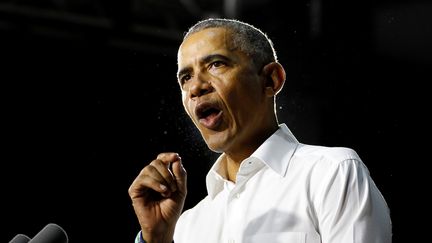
xmin=315 ymin=159 xmax=392 ymax=243
xmin=135 ymin=231 xmax=145 ymax=243
xmin=135 ymin=230 xmax=175 ymax=243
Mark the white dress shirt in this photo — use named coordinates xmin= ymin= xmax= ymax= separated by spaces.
xmin=173 ymin=124 xmax=392 ymax=243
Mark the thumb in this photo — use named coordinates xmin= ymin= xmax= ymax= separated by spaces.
xmin=172 ymin=157 xmax=187 ymax=194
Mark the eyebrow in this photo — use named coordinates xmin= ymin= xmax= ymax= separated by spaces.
xmin=177 ymin=54 xmax=231 ymax=80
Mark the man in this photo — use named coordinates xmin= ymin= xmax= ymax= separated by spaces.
xmin=128 ymin=18 xmax=392 ymax=243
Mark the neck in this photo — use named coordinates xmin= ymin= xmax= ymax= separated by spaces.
xmin=223 ymin=123 xmax=279 ymax=182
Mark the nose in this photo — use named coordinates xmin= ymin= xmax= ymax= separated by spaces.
xmin=189 ymin=73 xmax=213 ymax=99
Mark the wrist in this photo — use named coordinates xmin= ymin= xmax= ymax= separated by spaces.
xmin=140 ymin=231 xmax=173 ymax=243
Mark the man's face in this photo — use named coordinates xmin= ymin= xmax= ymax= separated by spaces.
xmin=177 ymin=27 xmax=269 ymax=153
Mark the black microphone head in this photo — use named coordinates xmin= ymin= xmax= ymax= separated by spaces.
xmin=28 ymin=223 xmax=68 ymax=243
xmin=9 ymin=234 xmax=31 ymax=243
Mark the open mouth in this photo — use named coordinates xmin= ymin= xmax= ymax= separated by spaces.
xmin=195 ymin=102 xmax=223 ymax=129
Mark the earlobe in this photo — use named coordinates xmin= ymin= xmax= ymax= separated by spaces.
xmin=262 ymin=62 xmax=286 ymax=97
xmin=265 ymin=87 xmax=275 ymax=96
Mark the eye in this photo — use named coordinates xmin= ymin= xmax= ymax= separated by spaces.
xmin=179 ymin=74 xmax=192 ymax=85
xmin=210 ymin=61 xmax=225 ymax=69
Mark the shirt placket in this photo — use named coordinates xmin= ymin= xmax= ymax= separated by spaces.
xmin=224 ymin=158 xmax=259 ymax=243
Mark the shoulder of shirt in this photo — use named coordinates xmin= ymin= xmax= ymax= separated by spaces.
xmin=287 ymin=144 xmax=367 ymax=187
xmin=292 ymin=144 xmax=371 ymax=195
xmin=294 ymin=143 xmax=362 ymax=166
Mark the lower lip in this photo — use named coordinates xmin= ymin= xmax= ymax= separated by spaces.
xmin=199 ymin=111 xmax=223 ymax=130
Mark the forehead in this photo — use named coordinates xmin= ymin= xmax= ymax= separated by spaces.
xmin=177 ymin=28 xmax=235 ymax=64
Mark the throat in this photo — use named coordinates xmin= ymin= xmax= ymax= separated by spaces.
xmin=223 ymin=156 xmax=242 ymax=183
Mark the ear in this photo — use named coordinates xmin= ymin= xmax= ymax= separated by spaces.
xmin=262 ymin=62 xmax=286 ymax=97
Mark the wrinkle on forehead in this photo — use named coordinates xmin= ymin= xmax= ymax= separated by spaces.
xmin=177 ymin=28 xmax=237 ymax=62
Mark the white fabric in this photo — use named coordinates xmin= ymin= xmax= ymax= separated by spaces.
xmin=174 ymin=124 xmax=392 ymax=243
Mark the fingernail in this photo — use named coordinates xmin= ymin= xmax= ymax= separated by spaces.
xmin=160 ymin=184 xmax=167 ymax=191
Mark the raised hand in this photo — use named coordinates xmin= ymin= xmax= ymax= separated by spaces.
xmin=128 ymin=153 xmax=187 ymax=243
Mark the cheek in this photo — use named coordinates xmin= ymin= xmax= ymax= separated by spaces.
xmin=184 ymin=105 xmax=192 ymax=119
xmin=231 ymin=86 xmax=264 ymax=122
xmin=183 ymin=99 xmax=200 ymax=128
xmin=223 ymin=87 xmax=253 ymax=120
xmin=226 ymin=75 xmax=262 ymax=103
xmin=181 ymin=94 xmax=192 ymax=117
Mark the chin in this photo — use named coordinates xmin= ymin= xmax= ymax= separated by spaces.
xmin=200 ymin=125 xmax=232 ymax=153
xmin=203 ymin=134 xmax=230 ymax=153
xmin=206 ymin=144 xmax=224 ymax=153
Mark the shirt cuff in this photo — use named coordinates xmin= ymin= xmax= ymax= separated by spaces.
xmin=135 ymin=231 xmax=146 ymax=243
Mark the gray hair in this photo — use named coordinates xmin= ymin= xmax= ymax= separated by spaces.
xmin=183 ymin=18 xmax=278 ymax=69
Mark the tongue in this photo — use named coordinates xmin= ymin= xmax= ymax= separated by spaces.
xmin=199 ymin=111 xmax=221 ymax=129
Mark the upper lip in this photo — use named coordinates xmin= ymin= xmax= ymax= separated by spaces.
xmin=195 ymin=101 xmax=221 ymax=120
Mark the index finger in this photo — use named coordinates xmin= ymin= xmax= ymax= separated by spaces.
xmin=156 ymin=152 xmax=181 ymax=164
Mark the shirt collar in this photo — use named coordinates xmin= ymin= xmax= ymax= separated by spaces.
xmin=206 ymin=123 xmax=300 ymax=199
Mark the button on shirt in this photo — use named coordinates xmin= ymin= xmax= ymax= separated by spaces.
xmin=173 ymin=124 xmax=392 ymax=243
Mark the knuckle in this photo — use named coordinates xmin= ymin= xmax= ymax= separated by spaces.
xmin=149 ymin=159 xmax=162 ymax=167
xmin=127 ymin=186 xmax=134 ymax=196
xmin=156 ymin=152 xmax=178 ymax=161
xmin=156 ymin=152 xmax=168 ymax=160
xmin=143 ymin=163 xmax=156 ymax=173
xmin=128 ymin=183 xmax=139 ymax=197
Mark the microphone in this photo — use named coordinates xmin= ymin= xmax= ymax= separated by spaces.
xmin=29 ymin=223 xmax=68 ymax=243
xmin=9 ymin=234 xmax=31 ymax=243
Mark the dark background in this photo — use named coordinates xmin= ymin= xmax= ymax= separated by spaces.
xmin=1 ymin=0 xmax=430 ymax=242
